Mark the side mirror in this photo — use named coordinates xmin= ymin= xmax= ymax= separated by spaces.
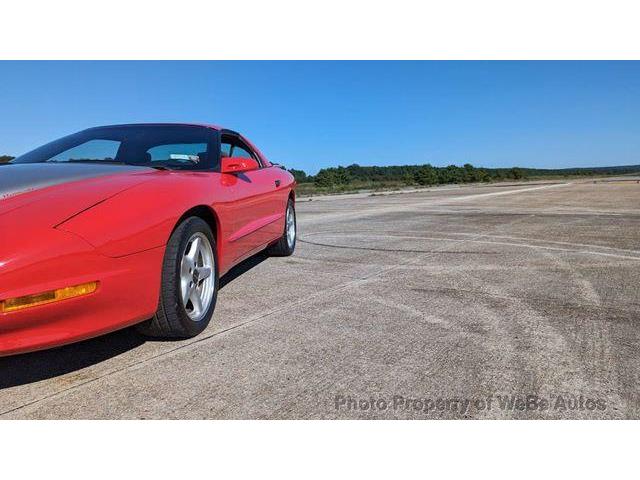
xmin=221 ymin=156 xmax=260 ymax=174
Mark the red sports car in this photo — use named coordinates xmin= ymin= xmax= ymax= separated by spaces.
xmin=0 ymin=123 xmax=297 ymax=356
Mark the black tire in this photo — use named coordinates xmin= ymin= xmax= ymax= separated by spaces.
xmin=266 ymin=198 xmax=296 ymax=257
xmin=136 ymin=217 xmax=218 ymax=338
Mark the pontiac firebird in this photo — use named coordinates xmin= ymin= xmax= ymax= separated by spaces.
xmin=0 ymin=124 xmax=297 ymax=356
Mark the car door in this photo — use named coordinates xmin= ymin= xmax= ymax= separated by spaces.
xmin=220 ymin=135 xmax=286 ymax=262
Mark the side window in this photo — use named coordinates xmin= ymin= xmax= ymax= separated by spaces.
xmin=230 ymin=145 xmax=253 ymax=159
xmin=47 ymin=139 xmax=120 ymax=163
xmin=220 ymin=142 xmax=231 ymax=157
xmin=220 ymin=134 xmax=262 ymax=168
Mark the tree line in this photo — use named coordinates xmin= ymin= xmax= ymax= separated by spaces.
xmin=0 ymin=155 xmax=14 ymax=164
xmin=288 ymin=163 xmax=640 ymax=187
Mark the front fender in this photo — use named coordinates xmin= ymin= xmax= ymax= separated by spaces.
xmin=57 ymin=172 xmax=219 ymax=258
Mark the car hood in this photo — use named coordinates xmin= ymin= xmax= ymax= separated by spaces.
xmin=0 ymin=163 xmax=157 ymax=226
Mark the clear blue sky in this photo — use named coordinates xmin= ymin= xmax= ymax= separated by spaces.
xmin=1 ymin=61 xmax=639 ymax=174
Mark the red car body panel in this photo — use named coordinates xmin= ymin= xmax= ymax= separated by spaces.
xmin=0 ymin=124 xmax=295 ymax=356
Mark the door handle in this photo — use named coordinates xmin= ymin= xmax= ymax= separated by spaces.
xmin=275 ymin=179 xmax=281 ymax=187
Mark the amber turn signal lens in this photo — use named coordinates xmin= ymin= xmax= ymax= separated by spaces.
xmin=0 ymin=281 xmax=98 ymax=313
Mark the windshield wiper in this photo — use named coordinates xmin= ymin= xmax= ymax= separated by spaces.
xmin=135 ymin=161 xmax=194 ymax=170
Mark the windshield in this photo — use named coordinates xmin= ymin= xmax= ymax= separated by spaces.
xmin=11 ymin=125 xmax=218 ymax=171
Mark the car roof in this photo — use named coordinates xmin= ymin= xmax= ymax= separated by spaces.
xmin=87 ymin=122 xmax=226 ymax=131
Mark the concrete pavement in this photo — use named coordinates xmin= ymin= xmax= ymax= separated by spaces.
xmin=1 ymin=179 xmax=639 ymax=418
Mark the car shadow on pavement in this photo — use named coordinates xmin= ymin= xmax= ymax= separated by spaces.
xmin=219 ymin=253 xmax=267 ymax=289
xmin=0 ymin=253 xmax=269 ymax=389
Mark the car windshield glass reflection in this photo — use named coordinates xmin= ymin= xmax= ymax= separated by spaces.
xmin=12 ymin=125 xmax=215 ymax=171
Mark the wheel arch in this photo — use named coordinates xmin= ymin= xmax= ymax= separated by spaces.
xmin=174 ymin=205 xmax=219 ymax=240
xmin=173 ymin=205 xmax=222 ymax=263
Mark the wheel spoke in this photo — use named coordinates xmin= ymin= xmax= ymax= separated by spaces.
xmin=181 ymin=257 xmax=193 ymax=277
xmin=186 ymin=236 xmax=201 ymax=264
xmin=190 ymin=289 xmax=203 ymax=315
xmin=196 ymin=266 xmax=212 ymax=280
xmin=182 ymin=281 xmax=195 ymax=305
